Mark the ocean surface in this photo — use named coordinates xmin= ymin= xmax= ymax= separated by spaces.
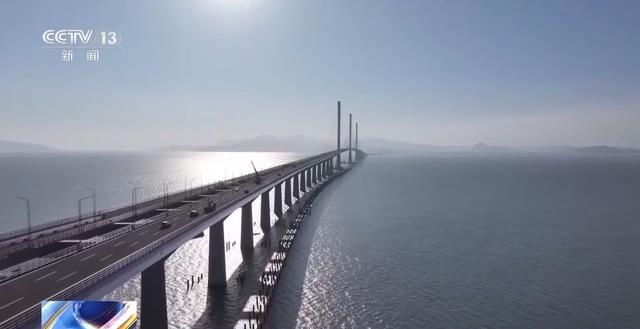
xmin=267 ymin=153 xmax=640 ymax=329
xmin=2 ymin=152 xmax=640 ymax=328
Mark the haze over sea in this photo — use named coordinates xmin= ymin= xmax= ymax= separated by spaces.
xmin=1 ymin=152 xmax=639 ymax=328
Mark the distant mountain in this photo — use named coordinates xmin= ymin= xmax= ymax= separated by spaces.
xmin=522 ymin=145 xmax=640 ymax=154
xmin=574 ymin=145 xmax=640 ymax=154
xmin=159 ymin=135 xmax=640 ymax=156
xmin=161 ymin=135 xmax=333 ymax=153
xmin=472 ymin=142 xmax=514 ymax=153
xmin=0 ymin=140 xmax=58 ymax=153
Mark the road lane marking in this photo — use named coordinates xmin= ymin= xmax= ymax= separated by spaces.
xmin=130 ymin=241 xmax=139 ymax=248
xmin=0 ymin=297 xmax=24 ymax=311
xmin=34 ymin=271 xmax=57 ymax=282
xmin=114 ymin=241 xmax=126 ymax=247
xmin=137 ymin=230 xmax=148 ymax=236
xmin=100 ymin=254 xmax=113 ymax=262
xmin=80 ymin=253 xmax=96 ymax=262
xmin=153 ymin=231 xmax=161 ymax=236
xmin=57 ymin=271 xmax=77 ymax=282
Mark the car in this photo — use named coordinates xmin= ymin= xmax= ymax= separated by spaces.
xmin=190 ymin=210 xmax=199 ymax=218
xmin=204 ymin=201 xmax=216 ymax=213
xmin=160 ymin=220 xmax=171 ymax=229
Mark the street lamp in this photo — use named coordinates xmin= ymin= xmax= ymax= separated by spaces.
xmin=78 ymin=195 xmax=92 ymax=218
xmin=189 ymin=177 xmax=199 ymax=199
xmin=16 ymin=196 xmax=31 ymax=248
xmin=85 ymin=187 xmax=96 ymax=218
xmin=129 ymin=181 xmax=141 ymax=217
xmin=162 ymin=179 xmax=176 ymax=207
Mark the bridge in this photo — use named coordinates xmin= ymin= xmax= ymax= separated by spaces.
xmin=0 ymin=102 xmax=364 ymax=329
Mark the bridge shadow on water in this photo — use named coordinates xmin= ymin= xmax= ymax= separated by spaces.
xmin=263 ymin=198 xmax=324 ymax=329
xmin=192 ymin=188 xmax=325 ymax=329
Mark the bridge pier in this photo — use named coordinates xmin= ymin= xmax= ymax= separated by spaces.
xmin=208 ymin=218 xmax=226 ymax=288
xmin=300 ymin=170 xmax=306 ymax=193
xmin=274 ymin=183 xmax=283 ymax=220
xmin=293 ymin=174 xmax=300 ymax=199
xmin=284 ymin=178 xmax=292 ymax=208
xmin=260 ymin=191 xmax=270 ymax=235
xmin=306 ymin=168 xmax=312 ymax=188
xmin=241 ymin=202 xmax=253 ymax=251
xmin=141 ymin=254 xmax=171 ymax=329
xmin=311 ymin=164 xmax=316 ymax=184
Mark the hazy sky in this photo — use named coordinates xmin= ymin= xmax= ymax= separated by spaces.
xmin=1 ymin=0 xmax=639 ymax=150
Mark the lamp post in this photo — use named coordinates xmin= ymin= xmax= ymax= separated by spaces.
xmin=16 ymin=196 xmax=31 ymax=248
xmin=162 ymin=180 xmax=176 ymax=207
xmin=128 ymin=181 xmax=141 ymax=217
xmin=78 ymin=195 xmax=92 ymax=218
xmin=189 ymin=177 xmax=199 ymax=199
xmin=85 ymin=187 xmax=96 ymax=218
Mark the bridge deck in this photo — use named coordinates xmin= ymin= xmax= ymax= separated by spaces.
xmin=0 ymin=151 xmax=340 ymax=328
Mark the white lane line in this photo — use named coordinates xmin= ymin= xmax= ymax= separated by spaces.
xmin=114 ymin=241 xmax=126 ymax=247
xmin=137 ymin=230 xmax=148 ymax=236
xmin=130 ymin=241 xmax=139 ymax=248
xmin=0 ymin=297 xmax=24 ymax=311
xmin=80 ymin=253 xmax=96 ymax=262
xmin=153 ymin=231 xmax=161 ymax=236
xmin=99 ymin=254 xmax=113 ymax=262
xmin=34 ymin=271 xmax=57 ymax=282
xmin=56 ymin=271 xmax=77 ymax=282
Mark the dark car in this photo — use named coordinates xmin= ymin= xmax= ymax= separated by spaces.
xmin=160 ymin=220 xmax=171 ymax=229
xmin=190 ymin=210 xmax=199 ymax=218
xmin=204 ymin=202 xmax=216 ymax=213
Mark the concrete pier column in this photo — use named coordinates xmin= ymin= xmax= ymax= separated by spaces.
xmin=260 ymin=191 xmax=270 ymax=235
xmin=285 ymin=178 xmax=292 ymax=207
xmin=293 ymin=174 xmax=300 ymax=199
xmin=141 ymin=255 xmax=171 ymax=329
xmin=311 ymin=164 xmax=316 ymax=184
xmin=208 ymin=219 xmax=226 ymax=288
xmin=306 ymin=168 xmax=312 ymax=188
xmin=300 ymin=170 xmax=306 ymax=193
xmin=241 ymin=202 xmax=253 ymax=251
xmin=274 ymin=183 xmax=283 ymax=220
